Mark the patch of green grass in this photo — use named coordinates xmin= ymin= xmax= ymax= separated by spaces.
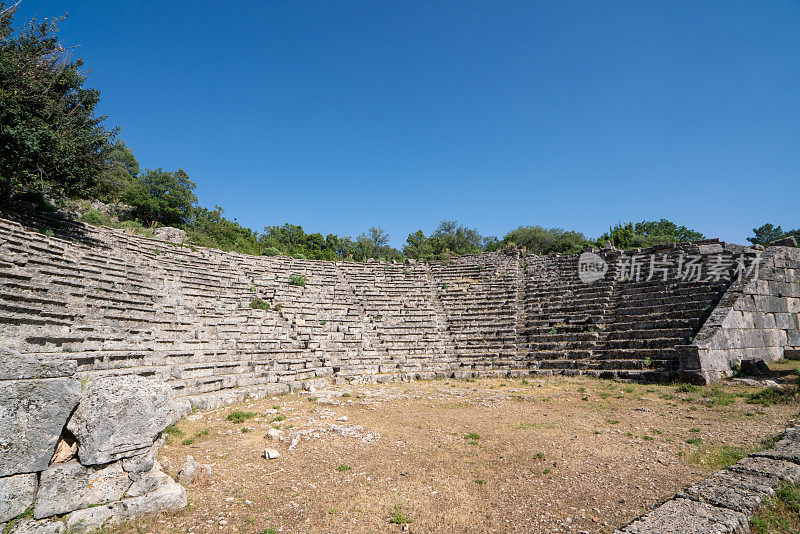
xmin=181 ymin=437 xmax=195 ymax=446
xmin=543 ymin=468 xmax=552 ymax=474
xmin=686 ymin=437 xmax=704 ymax=445
xmin=249 ymin=298 xmax=270 ymax=310
xmin=164 ymin=424 xmax=185 ymax=437
xmin=513 ymin=422 xmax=554 ymax=430
xmin=622 ymin=386 xmax=635 ymax=394
xmin=475 ymin=479 xmax=487 ymax=485
xmin=464 ymin=432 xmax=481 ymax=440
xmin=607 ymin=420 xmax=620 ymax=425
xmin=534 ymin=452 xmax=545 ymax=460
xmin=389 ymin=504 xmax=413 ymax=524
xmin=262 ymin=529 xmax=278 ymax=534
xmin=227 ymin=410 xmax=257 ymax=423
xmin=676 ymin=383 xmax=699 ymax=393
xmin=271 ymin=415 xmax=286 ymax=422
xmin=336 ymin=464 xmax=352 ymax=472
xmin=196 ymin=428 xmax=211 ymax=437
xmin=642 ymin=435 xmax=654 ymax=441
xmin=705 ymin=387 xmax=736 ymax=407
xmin=747 ymin=387 xmax=798 ymax=407
xmin=342 ymin=392 xmax=351 ymax=398
xmin=751 ymin=481 xmax=800 ymax=533
xmin=687 ymin=445 xmax=751 ymax=469
xmin=241 ymin=427 xmax=252 ymax=433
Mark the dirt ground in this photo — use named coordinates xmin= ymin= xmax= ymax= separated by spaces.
xmin=114 ymin=373 xmax=800 ymax=534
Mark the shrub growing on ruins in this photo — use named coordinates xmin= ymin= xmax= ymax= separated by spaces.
xmin=227 ymin=410 xmax=257 ymax=423
xmin=289 ymin=274 xmax=306 ymax=287
xmin=250 ymin=299 xmax=270 ymax=310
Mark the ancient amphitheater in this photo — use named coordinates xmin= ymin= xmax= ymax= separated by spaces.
xmin=2 ymin=209 xmax=800 ymax=533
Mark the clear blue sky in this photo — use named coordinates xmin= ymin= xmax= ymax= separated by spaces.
xmin=16 ymin=1 xmax=800 ymax=247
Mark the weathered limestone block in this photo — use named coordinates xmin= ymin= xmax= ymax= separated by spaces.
xmin=727 ymin=456 xmax=800 ymax=483
xmin=677 ymin=469 xmax=777 ymax=514
xmin=153 ymin=226 xmax=186 ymax=244
xmin=34 ymin=461 xmax=131 ymax=519
xmin=125 ymin=464 xmax=172 ymax=498
xmin=0 ymin=378 xmax=81 ymax=477
xmin=64 ymin=503 xmax=123 ymax=533
xmin=120 ymin=480 xmax=187 ymax=516
xmin=67 ymin=376 xmax=173 ymax=465
xmin=0 ymin=473 xmax=37 ymax=522
xmin=0 ymin=347 xmax=77 ymax=380
xmin=7 ymin=519 xmax=65 ymax=533
xmin=617 ymin=497 xmax=748 ymax=533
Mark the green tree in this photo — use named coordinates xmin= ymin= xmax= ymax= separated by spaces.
xmin=747 ymin=224 xmax=788 ymax=247
xmin=94 ymin=140 xmax=139 ymax=202
xmin=494 ymin=226 xmax=590 ymax=255
xmin=0 ymin=5 xmax=113 ymax=200
xmin=124 ymin=168 xmax=197 ymax=226
xmin=404 ymin=220 xmax=489 ymax=260
xmin=600 ymin=219 xmax=705 ymax=249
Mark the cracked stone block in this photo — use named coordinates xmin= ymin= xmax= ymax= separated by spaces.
xmin=33 ymin=461 xmax=131 ymax=519
xmin=677 ymin=470 xmax=778 ymax=514
xmin=67 ymin=376 xmax=173 ymax=465
xmin=617 ymin=497 xmax=748 ymax=533
xmin=0 ymin=377 xmax=81 ymax=477
xmin=0 ymin=473 xmax=37 ymax=522
xmin=727 ymin=456 xmax=800 ymax=484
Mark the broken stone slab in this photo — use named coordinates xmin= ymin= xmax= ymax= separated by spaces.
xmin=752 ymin=437 xmax=800 ymax=464
xmin=50 ymin=434 xmax=77 ymax=464
xmin=0 ymin=473 xmax=37 ymax=522
xmin=0 ymin=348 xmax=77 ymax=380
xmin=727 ymin=456 xmax=800 ymax=484
xmin=125 ymin=465 xmax=172 ymax=498
xmin=617 ymin=497 xmax=748 ymax=533
xmin=264 ymin=448 xmax=280 ymax=460
xmin=120 ymin=479 xmax=187 ymax=516
xmin=177 ymin=456 xmax=198 ymax=486
xmin=771 ymin=236 xmax=798 ymax=247
xmin=0 ymin=377 xmax=81 ymax=477
xmin=153 ymin=226 xmax=186 ymax=244
xmin=677 ymin=469 xmax=778 ymax=514
xmin=33 ymin=461 xmax=131 ymax=519
xmin=7 ymin=519 xmax=65 ymax=534
xmin=739 ymin=358 xmax=771 ymax=377
xmin=67 ymin=376 xmax=173 ymax=465
xmin=264 ymin=428 xmax=285 ymax=442
xmin=64 ymin=502 xmax=123 ymax=533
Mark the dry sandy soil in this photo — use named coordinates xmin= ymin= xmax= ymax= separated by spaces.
xmin=113 ymin=374 xmax=799 ymax=534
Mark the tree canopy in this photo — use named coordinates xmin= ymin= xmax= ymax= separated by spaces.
xmin=0 ymin=4 xmax=113 ymax=200
xmin=748 ymin=224 xmax=800 ymax=247
xmin=599 ymin=219 xmax=705 ymax=249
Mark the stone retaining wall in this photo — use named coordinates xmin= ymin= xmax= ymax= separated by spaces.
xmin=618 ymin=424 xmax=800 ymax=533
xmin=0 ymin=347 xmax=187 ymax=533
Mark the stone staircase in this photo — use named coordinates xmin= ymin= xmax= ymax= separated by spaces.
xmin=0 ymin=210 xmax=750 ymax=402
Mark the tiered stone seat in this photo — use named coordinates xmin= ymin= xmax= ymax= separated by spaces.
xmin=0 ymin=211 xmax=752 ymax=401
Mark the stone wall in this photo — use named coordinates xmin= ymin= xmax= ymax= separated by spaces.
xmin=0 ymin=347 xmax=187 ymax=533
xmin=1 ymin=211 xmax=797 ymax=399
xmin=680 ymin=245 xmax=800 ymax=383
xmin=2 ymin=210 xmax=800 ymax=530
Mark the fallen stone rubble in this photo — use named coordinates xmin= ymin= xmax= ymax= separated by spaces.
xmin=0 ymin=348 xmax=188 ymax=533
xmin=617 ymin=425 xmax=800 ymax=533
